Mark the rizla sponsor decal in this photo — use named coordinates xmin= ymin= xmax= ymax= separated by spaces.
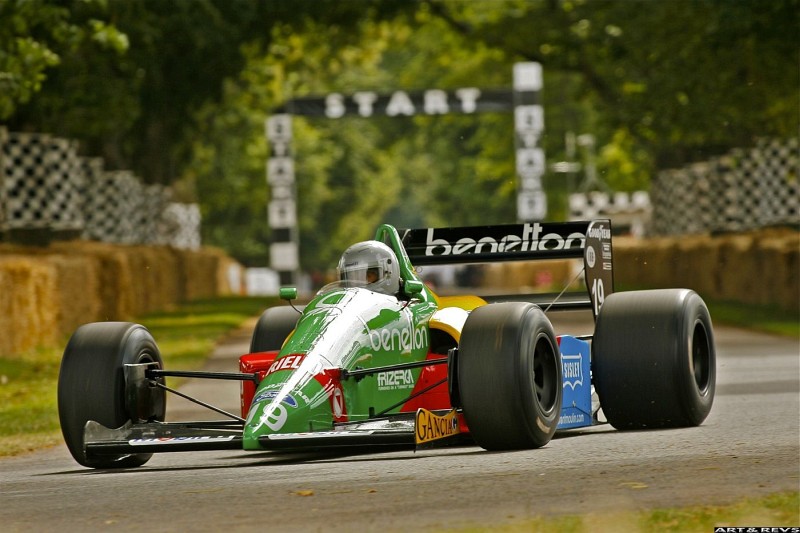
xmin=377 ymin=369 xmax=415 ymax=390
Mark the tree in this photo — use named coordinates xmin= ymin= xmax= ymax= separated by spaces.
xmin=0 ymin=0 xmax=128 ymax=120
xmin=425 ymin=0 xmax=799 ymax=168
xmin=188 ymin=13 xmax=524 ymax=269
xmin=3 ymin=1 xmax=796 ymax=268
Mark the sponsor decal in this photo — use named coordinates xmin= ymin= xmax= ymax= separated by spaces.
xmin=331 ymin=387 xmax=344 ymax=418
xmin=368 ymin=324 xmax=427 ymax=353
xmin=253 ymin=389 xmax=298 ymax=408
xmin=558 ymin=336 xmax=593 ymax=430
xmin=602 ymin=242 xmax=612 ymax=260
xmin=266 ymin=354 xmax=305 ymax=377
xmin=587 ymin=225 xmax=611 ymax=240
xmin=585 ymin=245 xmax=596 ymax=268
xmin=425 ymin=223 xmax=585 ymax=257
xmin=415 ymin=408 xmax=460 ymax=445
xmin=558 ymin=413 xmax=586 ymax=426
xmin=312 ymin=370 xmax=347 ymax=422
xmin=129 ymin=436 xmax=235 ymax=446
xmin=561 ymin=353 xmax=584 ymax=390
xmin=377 ymin=369 xmax=415 ymax=391
xmin=265 ymin=430 xmax=376 ymax=440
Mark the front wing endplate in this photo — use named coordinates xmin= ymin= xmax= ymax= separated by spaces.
xmin=84 ymin=420 xmax=243 ymax=455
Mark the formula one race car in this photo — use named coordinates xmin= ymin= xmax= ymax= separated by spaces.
xmin=58 ymin=220 xmax=716 ymax=468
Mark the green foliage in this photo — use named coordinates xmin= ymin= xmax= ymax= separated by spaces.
xmin=2 ymin=0 xmax=796 ymax=269
xmin=0 ymin=0 xmax=128 ymax=120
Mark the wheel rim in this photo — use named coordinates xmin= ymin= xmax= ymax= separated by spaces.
xmin=532 ymin=334 xmax=558 ymax=415
xmin=691 ymin=320 xmax=711 ymax=394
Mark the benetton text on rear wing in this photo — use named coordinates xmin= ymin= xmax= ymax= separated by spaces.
xmin=398 ymin=220 xmax=614 ymax=318
xmin=400 ymin=221 xmax=590 ymax=265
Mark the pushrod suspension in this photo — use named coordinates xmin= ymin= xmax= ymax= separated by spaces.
xmin=342 ymin=357 xmax=448 ymax=380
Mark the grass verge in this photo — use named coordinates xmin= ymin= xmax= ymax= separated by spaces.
xmin=615 ymin=284 xmax=799 ymax=339
xmin=455 ymin=491 xmax=799 ymax=532
xmin=706 ymin=300 xmax=800 ymax=338
xmin=0 ymin=296 xmax=275 ymax=458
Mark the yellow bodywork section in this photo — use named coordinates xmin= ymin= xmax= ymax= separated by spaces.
xmin=428 ymin=294 xmax=486 ymax=343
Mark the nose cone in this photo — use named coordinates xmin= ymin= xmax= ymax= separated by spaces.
xmin=242 ymin=368 xmax=335 ymax=450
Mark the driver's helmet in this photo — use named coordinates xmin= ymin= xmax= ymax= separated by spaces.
xmin=337 ymin=240 xmax=400 ymax=295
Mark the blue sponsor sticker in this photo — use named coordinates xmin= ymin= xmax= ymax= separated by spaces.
xmin=557 ymin=335 xmax=592 ymax=430
xmin=253 ymin=389 xmax=298 ymax=408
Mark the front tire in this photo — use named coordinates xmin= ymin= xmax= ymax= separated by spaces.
xmin=458 ymin=303 xmax=562 ymax=450
xmin=250 ymin=306 xmax=301 ymax=352
xmin=58 ymin=322 xmax=166 ymax=469
xmin=593 ymin=289 xmax=716 ymax=429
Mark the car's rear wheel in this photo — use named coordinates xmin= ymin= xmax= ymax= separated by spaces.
xmin=58 ymin=322 xmax=166 ymax=468
xmin=457 ymin=302 xmax=562 ymax=450
xmin=250 ymin=306 xmax=301 ymax=352
xmin=593 ymin=289 xmax=716 ymax=429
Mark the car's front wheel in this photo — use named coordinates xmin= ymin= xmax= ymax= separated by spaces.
xmin=250 ymin=306 xmax=302 ymax=352
xmin=58 ymin=322 xmax=166 ymax=468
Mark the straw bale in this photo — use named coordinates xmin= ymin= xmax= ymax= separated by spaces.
xmin=672 ymin=235 xmax=720 ymax=297
xmin=121 ymin=246 xmax=182 ymax=315
xmin=174 ymin=248 xmax=225 ymax=301
xmin=481 ymin=263 xmax=507 ymax=289
xmin=615 ymin=237 xmax=678 ymax=289
xmin=45 ymin=254 xmax=102 ymax=334
xmin=716 ymin=234 xmax=760 ymax=304
xmin=755 ymin=232 xmax=799 ymax=311
xmin=0 ymin=241 xmax=241 ymax=358
xmin=0 ymin=257 xmax=59 ymax=356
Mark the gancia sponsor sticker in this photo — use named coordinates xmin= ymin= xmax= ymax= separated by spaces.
xmin=415 ymin=408 xmax=460 ymax=445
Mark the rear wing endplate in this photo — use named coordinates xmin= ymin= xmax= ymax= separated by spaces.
xmin=398 ymin=220 xmax=614 ymax=318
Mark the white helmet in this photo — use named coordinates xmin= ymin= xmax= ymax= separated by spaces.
xmin=337 ymin=241 xmax=400 ymax=295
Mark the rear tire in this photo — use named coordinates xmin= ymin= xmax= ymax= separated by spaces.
xmin=458 ymin=303 xmax=562 ymax=450
xmin=250 ymin=306 xmax=301 ymax=352
xmin=58 ymin=322 xmax=166 ymax=468
xmin=593 ymin=289 xmax=716 ymax=429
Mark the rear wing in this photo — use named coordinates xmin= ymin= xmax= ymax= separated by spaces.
xmin=397 ymin=220 xmax=614 ymax=318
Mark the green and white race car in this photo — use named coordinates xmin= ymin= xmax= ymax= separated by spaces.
xmin=58 ymin=220 xmax=716 ymax=468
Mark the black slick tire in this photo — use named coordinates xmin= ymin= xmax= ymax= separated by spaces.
xmin=593 ymin=289 xmax=716 ymax=429
xmin=457 ymin=302 xmax=562 ymax=450
xmin=250 ymin=306 xmax=301 ymax=352
xmin=58 ymin=322 xmax=166 ymax=469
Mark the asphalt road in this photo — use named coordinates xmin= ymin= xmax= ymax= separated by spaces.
xmin=1 ymin=315 xmax=798 ymax=532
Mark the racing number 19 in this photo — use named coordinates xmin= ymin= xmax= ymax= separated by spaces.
xmin=591 ymin=277 xmax=605 ymax=316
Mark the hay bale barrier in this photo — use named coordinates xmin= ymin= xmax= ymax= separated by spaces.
xmin=477 ymin=227 xmax=797 ymax=314
xmin=613 ymin=228 xmax=799 ymax=312
xmin=0 ymin=242 xmax=239 ymax=358
xmin=0 ymin=256 xmax=59 ymax=355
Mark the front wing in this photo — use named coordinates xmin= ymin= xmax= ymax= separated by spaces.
xmin=83 ymin=409 xmax=461 ymax=457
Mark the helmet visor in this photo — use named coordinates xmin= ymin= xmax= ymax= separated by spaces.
xmin=339 ymin=264 xmax=382 ymax=286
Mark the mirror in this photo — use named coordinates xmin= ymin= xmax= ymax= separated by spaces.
xmin=404 ymin=279 xmax=424 ymax=297
xmin=279 ymin=287 xmax=298 ymax=301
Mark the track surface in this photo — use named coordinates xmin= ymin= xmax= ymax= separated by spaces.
xmin=2 ymin=314 xmax=798 ymax=532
